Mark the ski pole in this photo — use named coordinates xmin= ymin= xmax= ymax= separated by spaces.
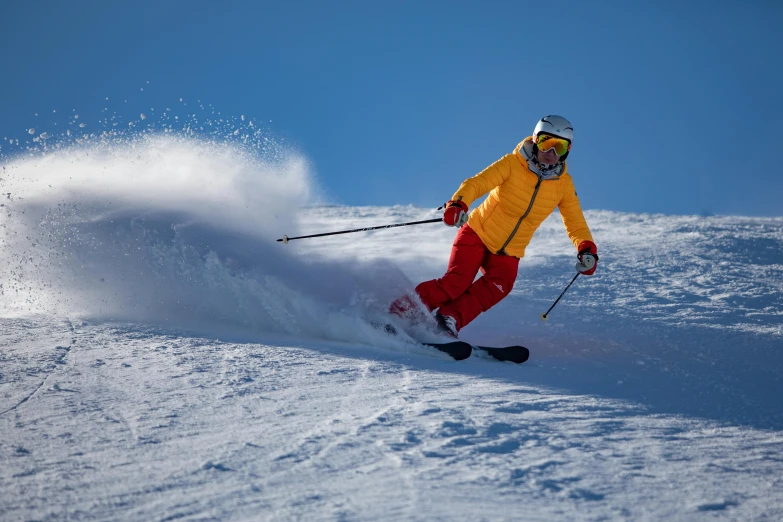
xmin=540 ymin=273 xmax=580 ymax=321
xmin=277 ymin=218 xmax=442 ymax=243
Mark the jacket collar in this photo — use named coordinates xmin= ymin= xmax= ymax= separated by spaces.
xmin=515 ymin=137 xmax=566 ymax=180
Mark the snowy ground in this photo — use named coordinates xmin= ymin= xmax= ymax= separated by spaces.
xmin=1 ymin=137 xmax=782 ymax=520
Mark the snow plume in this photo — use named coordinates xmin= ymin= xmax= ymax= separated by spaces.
xmin=0 ymin=133 xmax=412 ymax=344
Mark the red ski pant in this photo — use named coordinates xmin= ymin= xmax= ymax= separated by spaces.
xmin=415 ymin=225 xmax=519 ymax=331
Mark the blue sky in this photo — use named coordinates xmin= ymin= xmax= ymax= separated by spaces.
xmin=2 ymin=1 xmax=782 ymax=216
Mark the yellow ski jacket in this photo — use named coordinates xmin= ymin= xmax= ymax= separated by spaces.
xmin=452 ymin=137 xmax=594 ymax=258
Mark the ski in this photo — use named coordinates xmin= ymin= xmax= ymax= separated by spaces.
xmin=368 ymin=320 xmax=527 ymax=363
xmin=473 ymin=345 xmax=529 ymax=364
xmin=423 ymin=341 xmax=472 ymax=361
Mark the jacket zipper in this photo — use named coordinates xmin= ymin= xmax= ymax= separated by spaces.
xmin=497 ymin=178 xmax=542 ymax=255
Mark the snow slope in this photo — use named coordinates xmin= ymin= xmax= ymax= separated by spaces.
xmin=1 ymin=134 xmax=782 ymax=521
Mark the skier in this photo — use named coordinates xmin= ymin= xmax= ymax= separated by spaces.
xmin=390 ymin=115 xmax=598 ymax=338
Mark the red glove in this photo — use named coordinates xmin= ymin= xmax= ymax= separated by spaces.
xmin=576 ymin=240 xmax=598 ymax=276
xmin=443 ymin=200 xmax=469 ymax=227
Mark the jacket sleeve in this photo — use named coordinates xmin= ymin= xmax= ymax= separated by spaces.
xmin=558 ymin=177 xmax=594 ymax=250
xmin=451 ymin=154 xmax=513 ymax=207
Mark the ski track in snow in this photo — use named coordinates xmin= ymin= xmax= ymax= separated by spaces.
xmin=1 ymin=140 xmax=782 ymax=520
xmin=1 ymin=316 xmax=782 ymax=521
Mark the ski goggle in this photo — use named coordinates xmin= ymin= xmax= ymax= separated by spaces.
xmin=535 ymin=133 xmax=571 ymax=156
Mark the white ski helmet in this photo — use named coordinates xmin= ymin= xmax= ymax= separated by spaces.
xmin=533 ymin=115 xmax=573 ymax=142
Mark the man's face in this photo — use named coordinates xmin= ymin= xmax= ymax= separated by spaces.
xmin=536 ymin=146 xmax=560 ymax=166
xmin=534 ymin=133 xmax=569 ymax=166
